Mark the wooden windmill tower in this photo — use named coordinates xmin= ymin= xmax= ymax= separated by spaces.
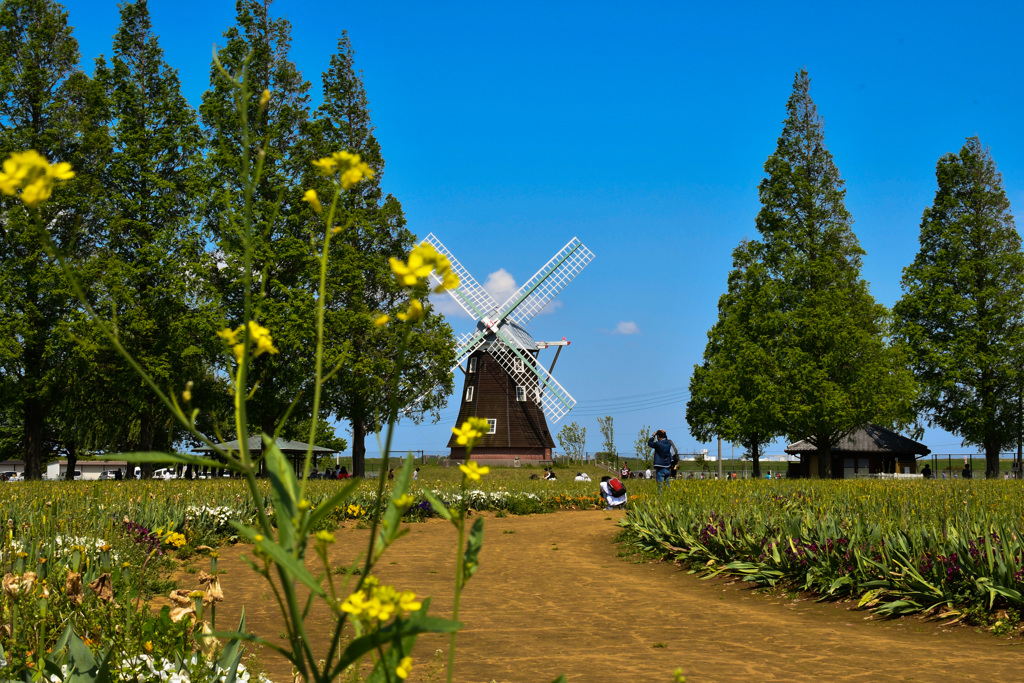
xmin=423 ymin=234 xmax=594 ymax=464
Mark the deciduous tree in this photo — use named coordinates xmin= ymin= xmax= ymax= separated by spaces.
xmin=730 ymin=70 xmax=914 ymax=478
xmin=200 ymin=0 xmax=318 ymax=442
xmin=88 ymin=0 xmax=215 ymax=474
xmin=557 ymin=421 xmax=586 ymax=462
xmin=893 ymin=137 xmax=1024 ymax=478
xmin=687 ymin=240 xmax=782 ymax=478
xmin=0 ymin=0 xmax=106 ymax=478
xmin=306 ymin=32 xmax=454 ymax=476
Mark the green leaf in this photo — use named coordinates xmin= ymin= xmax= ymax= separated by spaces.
xmin=232 ymin=523 xmax=325 ymax=597
xmin=423 ymin=489 xmax=452 ymax=521
xmin=263 ymin=435 xmax=299 ymax=551
xmin=304 ymin=478 xmax=360 ymax=531
xmin=336 ymin=601 xmax=459 ymax=672
xmin=463 ymin=516 xmax=484 ymax=583
xmin=218 ymin=610 xmax=248 ymax=683
xmin=115 ymin=451 xmax=228 ymax=470
xmin=375 ymin=455 xmax=415 ymax=559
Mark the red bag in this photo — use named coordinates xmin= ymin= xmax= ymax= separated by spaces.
xmin=607 ymin=477 xmax=627 ymax=497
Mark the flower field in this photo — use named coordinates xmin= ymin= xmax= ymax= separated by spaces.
xmin=621 ymin=479 xmax=1024 ymax=626
xmin=0 ymin=467 xmax=621 ymax=678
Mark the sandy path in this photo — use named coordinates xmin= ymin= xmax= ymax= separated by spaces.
xmin=206 ymin=510 xmax=1023 ymax=682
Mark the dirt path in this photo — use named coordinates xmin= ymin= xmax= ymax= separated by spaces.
xmin=205 ymin=511 xmax=1023 ymax=682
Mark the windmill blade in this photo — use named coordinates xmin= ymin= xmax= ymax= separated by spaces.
xmin=421 ymin=233 xmax=497 ymax=320
xmin=454 ymin=329 xmax=488 ymax=366
xmin=489 ymin=326 xmax=577 ymax=423
xmin=497 ymin=237 xmax=594 ymax=327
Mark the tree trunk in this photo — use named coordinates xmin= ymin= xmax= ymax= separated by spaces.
xmin=750 ymin=438 xmax=761 ymax=479
xmin=816 ymin=439 xmax=831 ymax=479
xmin=65 ymin=442 xmax=78 ymax=481
xmin=23 ymin=395 xmax=46 ymax=480
xmin=986 ymin=443 xmax=1000 ymax=479
xmin=352 ymin=415 xmax=366 ymax=477
xmin=139 ymin=411 xmax=155 ymax=479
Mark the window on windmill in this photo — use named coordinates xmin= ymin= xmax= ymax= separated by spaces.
xmin=486 ymin=418 xmax=497 ymax=434
xmin=466 ymin=386 xmax=474 ymax=401
xmin=515 ymin=386 xmax=526 ymax=401
xmin=513 ymin=358 xmax=524 ymax=373
xmin=468 ymin=357 xmax=478 ymax=373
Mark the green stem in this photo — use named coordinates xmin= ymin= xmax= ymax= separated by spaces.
xmin=447 ymin=477 xmax=468 ymax=683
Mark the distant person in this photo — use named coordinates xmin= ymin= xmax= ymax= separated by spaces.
xmin=339 ymin=466 xmax=349 ymax=480
xmin=599 ymin=475 xmax=627 ymax=510
xmin=543 ymin=468 xmax=557 ymax=481
xmin=114 ymin=468 xmax=122 ymax=481
xmin=413 ymin=467 xmax=419 ymax=481
xmin=388 ymin=467 xmax=395 ymax=480
xmin=647 ymin=429 xmax=679 ymax=490
xmin=921 ymin=464 xmax=932 ymax=479
xmin=645 ymin=467 xmax=652 ymax=480
xmin=574 ymin=472 xmax=591 ymax=482
xmin=962 ymin=463 xmax=971 ymax=480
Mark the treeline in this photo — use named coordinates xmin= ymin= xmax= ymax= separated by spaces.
xmin=0 ymin=0 xmax=456 ymax=478
xmin=687 ymin=70 xmax=1024 ymax=480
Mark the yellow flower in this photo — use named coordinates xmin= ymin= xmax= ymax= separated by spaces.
xmin=393 ymin=493 xmax=415 ymax=511
xmin=396 ymin=590 xmax=421 ymax=612
xmin=302 ymin=188 xmax=322 ymax=213
xmin=396 ymin=657 xmax=413 ymax=680
xmin=452 ymin=416 xmax=490 ymax=451
xmin=311 ymin=150 xmax=373 ymax=189
xmin=374 ymin=314 xmax=390 ymax=326
xmin=389 ymin=242 xmax=460 ymax=292
xmin=144 ymin=641 xmax=153 ymax=653
xmin=396 ymin=299 xmax=424 ymax=323
xmin=341 ymin=589 xmax=370 ymax=617
xmin=459 ymin=460 xmax=489 ymax=482
xmin=0 ymin=150 xmax=74 ymax=208
xmin=247 ymin=320 xmax=278 ymax=356
xmin=217 ymin=321 xmax=278 ymax=363
xmin=259 ymin=88 xmax=271 ymax=107
xmin=389 ymin=252 xmax=434 ymax=288
xmin=315 ymin=530 xmax=335 ymax=545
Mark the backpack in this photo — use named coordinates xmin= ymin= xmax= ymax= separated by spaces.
xmin=607 ymin=477 xmax=627 ymax=497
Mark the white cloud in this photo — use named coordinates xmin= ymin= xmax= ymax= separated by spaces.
xmin=613 ymin=321 xmax=640 ymax=335
xmin=483 ymin=268 xmax=517 ymax=302
xmin=430 ymin=268 xmax=564 ymax=320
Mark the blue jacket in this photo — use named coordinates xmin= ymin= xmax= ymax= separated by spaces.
xmin=648 ymin=436 xmax=678 ymax=469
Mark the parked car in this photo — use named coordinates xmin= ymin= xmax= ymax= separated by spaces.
xmin=98 ymin=470 xmax=121 ymax=480
xmin=153 ymin=468 xmax=177 ymax=480
xmin=7 ymin=473 xmax=24 ymax=482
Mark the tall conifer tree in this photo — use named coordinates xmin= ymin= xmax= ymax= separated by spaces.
xmin=0 ymin=0 xmax=106 ymax=478
xmin=894 ymin=137 xmax=1024 ymax=478
xmin=90 ymin=0 xmax=216 ymax=469
xmin=687 ymin=239 xmax=782 ymax=478
xmin=200 ymin=0 xmax=318 ymax=439
xmin=307 ymin=32 xmax=454 ymax=476
xmin=748 ymin=69 xmax=914 ymax=477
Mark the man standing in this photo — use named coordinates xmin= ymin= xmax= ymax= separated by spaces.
xmin=648 ymin=429 xmax=679 ymax=490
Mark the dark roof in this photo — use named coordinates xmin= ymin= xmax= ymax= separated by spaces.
xmin=785 ymin=424 xmax=930 ymax=456
xmin=194 ymin=436 xmax=337 ymax=455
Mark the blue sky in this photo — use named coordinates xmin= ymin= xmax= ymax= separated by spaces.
xmin=60 ymin=0 xmax=1024 ymax=458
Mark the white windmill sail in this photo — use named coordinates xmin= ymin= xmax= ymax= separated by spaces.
xmin=488 ymin=325 xmax=577 ymax=422
xmin=412 ymin=233 xmax=592 ymax=425
xmin=497 ymin=238 xmax=594 ymax=327
xmin=422 ymin=233 xmax=497 ymax=320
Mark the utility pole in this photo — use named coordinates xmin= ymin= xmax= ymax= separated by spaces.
xmin=717 ymin=437 xmax=723 ymax=480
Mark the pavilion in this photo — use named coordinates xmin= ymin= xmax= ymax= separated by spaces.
xmin=784 ymin=424 xmax=930 ymax=479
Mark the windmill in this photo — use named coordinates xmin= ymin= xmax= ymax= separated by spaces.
xmin=423 ymin=233 xmax=594 ymax=464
